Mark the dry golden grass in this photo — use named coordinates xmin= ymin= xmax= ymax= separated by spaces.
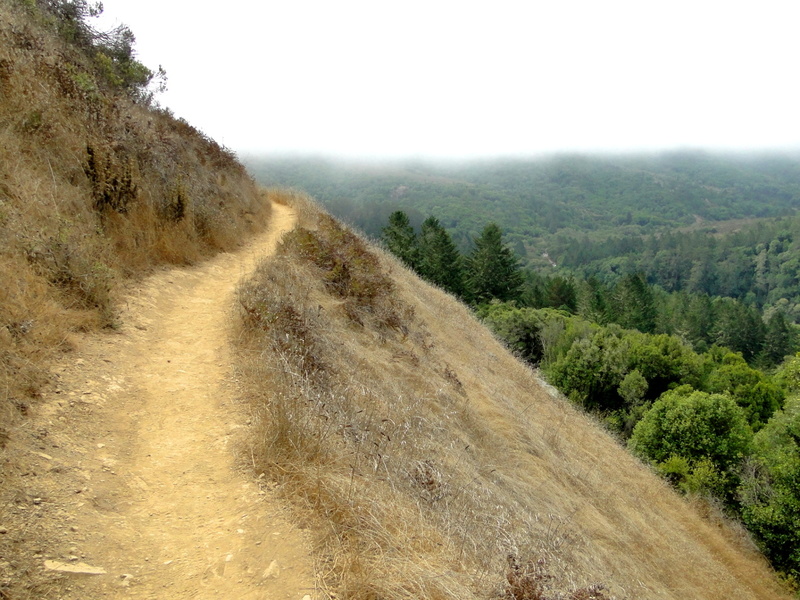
xmin=0 ymin=0 xmax=270 ymax=423
xmin=0 ymin=3 xmax=272 ymax=596
xmin=235 ymin=196 xmax=792 ymax=600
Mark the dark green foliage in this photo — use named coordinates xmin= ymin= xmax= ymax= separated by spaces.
xmin=712 ymin=298 xmax=765 ymax=362
xmin=612 ymin=273 xmax=656 ymax=333
xmin=740 ymin=398 xmax=800 ymax=578
xmin=704 ymin=352 xmax=784 ymax=430
xmin=480 ymin=302 xmax=786 ymax=447
xmin=547 ymin=326 xmax=628 ymax=412
xmin=381 ymin=210 xmax=420 ymax=270
xmin=478 ymin=304 xmax=549 ymax=364
xmin=763 ymin=311 xmax=794 ymax=365
xmin=380 ymin=213 xmax=534 ymax=307
xmin=629 ymin=387 xmax=753 ymax=500
xmin=628 ymin=333 xmax=702 ymax=399
xmin=418 ymin=216 xmax=467 ymax=298
xmin=576 ymin=276 xmax=610 ymax=323
xmin=776 ymin=354 xmax=800 ymax=394
xmin=467 ymin=223 xmax=524 ymax=304
xmin=545 ymin=276 xmax=578 ymax=313
xmin=545 ymin=323 xmax=701 ymax=419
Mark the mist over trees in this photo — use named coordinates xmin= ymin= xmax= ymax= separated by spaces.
xmin=247 ymin=153 xmax=800 ymax=324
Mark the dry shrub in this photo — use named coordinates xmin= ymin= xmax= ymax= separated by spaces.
xmin=277 ymin=214 xmax=410 ymax=332
xmin=500 ymin=556 xmax=610 ymax=600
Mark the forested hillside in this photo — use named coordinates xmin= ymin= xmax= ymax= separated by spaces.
xmin=247 ymin=154 xmax=800 ymax=324
xmin=245 ymin=152 xmax=800 ymax=259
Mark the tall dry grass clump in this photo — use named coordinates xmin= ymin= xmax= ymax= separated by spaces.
xmin=0 ymin=0 xmax=270 ymax=442
xmin=236 ymin=197 xmax=791 ymax=600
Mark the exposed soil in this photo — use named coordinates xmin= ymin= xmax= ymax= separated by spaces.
xmin=6 ymin=203 xmax=315 ymax=599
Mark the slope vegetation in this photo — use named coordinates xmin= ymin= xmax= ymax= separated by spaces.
xmin=0 ymin=199 xmax=313 ymax=600
xmin=0 ymin=0 xmax=269 ymax=449
xmin=236 ymin=196 xmax=791 ymax=600
xmin=0 ymin=1 xmax=274 ymax=597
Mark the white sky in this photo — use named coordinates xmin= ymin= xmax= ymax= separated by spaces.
xmin=96 ymin=0 xmax=800 ymax=159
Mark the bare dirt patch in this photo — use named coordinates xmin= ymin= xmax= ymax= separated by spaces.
xmin=2 ymin=202 xmax=315 ymax=599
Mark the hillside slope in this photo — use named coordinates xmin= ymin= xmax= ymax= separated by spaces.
xmin=1 ymin=2 xmax=277 ymax=597
xmin=0 ymin=1 xmax=269 ymax=449
xmin=0 ymin=200 xmax=314 ymax=599
xmin=236 ymin=196 xmax=791 ymax=600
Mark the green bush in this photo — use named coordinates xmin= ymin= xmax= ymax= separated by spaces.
xmin=704 ymin=352 xmax=784 ymax=430
xmin=629 ymin=387 xmax=753 ymax=501
xmin=739 ymin=397 xmax=800 ymax=578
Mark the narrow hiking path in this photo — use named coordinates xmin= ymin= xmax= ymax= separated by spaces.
xmin=30 ymin=203 xmax=314 ymax=599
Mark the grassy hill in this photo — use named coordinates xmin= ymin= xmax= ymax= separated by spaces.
xmin=1 ymin=2 xmax=795 ymax=598
xmin=0 ymin=2 xmax=270 ymax=595
xmin=0 ymin=0 xmax=270 ymax=439
xmin=235 ymin=194 xmax=791 ymax=599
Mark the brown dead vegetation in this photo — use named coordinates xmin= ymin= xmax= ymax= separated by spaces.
xmin=0 ymin=2 xmax=270 ymax=597
xmin=236 ymin=195 xmax=792 ymax=600
xmin=0 ymin=0 xmax=269 ymax=435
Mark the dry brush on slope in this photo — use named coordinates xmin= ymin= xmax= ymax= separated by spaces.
xmin=0 ymin=2 xmax=271 ymax=597
xmin=235 ymin=195 xmax=792 ymax=600
xmin=0 ymin=0 xmax=270 ymax=440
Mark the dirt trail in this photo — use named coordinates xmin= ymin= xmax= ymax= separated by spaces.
xmin=34 ymin=203 xmax=314 ymax=599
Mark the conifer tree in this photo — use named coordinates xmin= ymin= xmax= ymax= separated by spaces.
xmin=546 ymin=276 xmax=578 ymax=313
xmin=762 ymin=311 xmax=793 ymax=366
xmin=577 ymin=276 xmax=610 ymax=323
xmin=418 ymin=216 xmax=466 ymax=298
xmin=713 ymin=298 xmax=765 ymax=362
xmin=382 ymin=210 xmax=420 ymax=270
xmin=613 ymin=273 xmax=656 ymax=333
xmin=467 ymin=222 xmax=523 ymax=304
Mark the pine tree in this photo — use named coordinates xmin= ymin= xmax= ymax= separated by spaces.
xmin=467 ymin=223 xmax=523 ymax=304
xmin=613 ymin=273 xmax=656 ymax=333
xmin=418 ymin=216 xmax=466 ymax=298
xmin=762 ymin=310 xmax=793 ymax=366
xmin=546 ymin=276 xmax=578 ymax=313
xmin=382 ymin=211 xmax=420 ymax=270
xmin=713 ymin=298 xmax=765 ymax=362
xmin=577 ymin=276 xmax=610 ymax=323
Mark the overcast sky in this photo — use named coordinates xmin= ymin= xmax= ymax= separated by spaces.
xmin=95 ymin=1 xmax=800 ymax=160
